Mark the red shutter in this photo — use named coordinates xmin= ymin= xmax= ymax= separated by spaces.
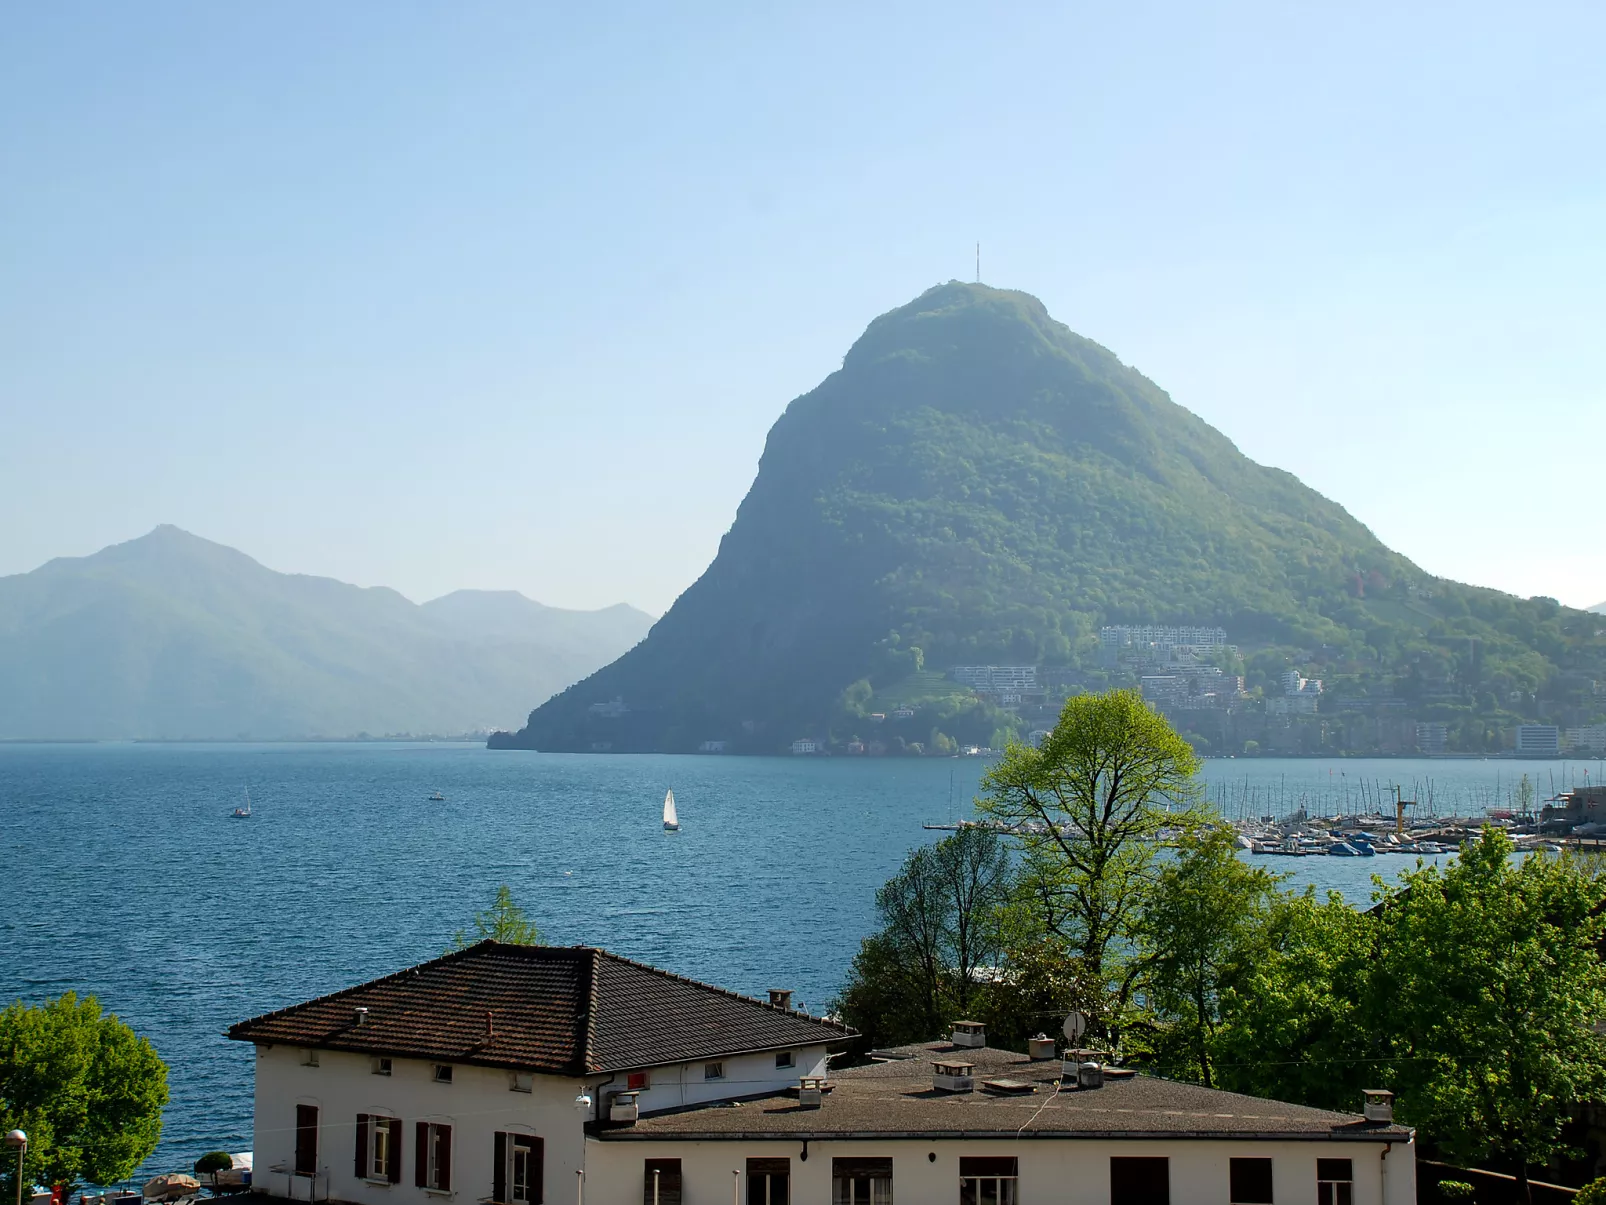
xmin=532 ymin=1137 xmax=545 ymax=1205
xmin=437 ymin=1124 xmax=452 ymax=1192
xmin=415 ymin=1122 xmax=428 ymax=1188
xmin=493 ymin=1133 xmax=506 ymax=1204
xmin=386 ymin=1120 xmax=402 ymax=1184
xmin=355 ymin=1115 xmax=369 ymax=1180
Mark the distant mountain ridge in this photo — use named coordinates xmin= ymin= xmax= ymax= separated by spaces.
xmin=494 ymin=282 xmax=1605 ymax=754
xmin=0 ymin=526 xmax=653 ymax=739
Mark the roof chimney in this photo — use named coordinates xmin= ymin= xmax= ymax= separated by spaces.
xmin=950 ymin=1020 xmax=985 ymax=1048
xmin=798 ymin=1076 xmax=825 ymax=1109
xmin=933 ymin=1060 xmax=975 ymax=1093
xmin=352 ymin=1006 xmax=369 ymax=1027
xmin=1363 ymin=1089 xmax=1394 ymax=1122
xmin=1027 ymin=1034 xmax=1056 ymax=1061
xmin=768 ymin=989 xmax=794 ymax=1010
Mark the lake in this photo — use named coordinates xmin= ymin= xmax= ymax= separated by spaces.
xmin=0 ymin=744 xmax=1598 ymax=1181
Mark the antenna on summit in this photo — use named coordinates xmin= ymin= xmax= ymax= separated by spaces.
xmin=975 ymin=242 xmax=980 ymax=283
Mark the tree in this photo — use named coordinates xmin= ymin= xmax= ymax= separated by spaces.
xmin=1136 ymin=824 xmax=1285 ymax=1086
xmin=0 ymin=994 xmax=168 ymax=1199
xmin=449 ymin=885 xmax=542 ymax=951
xmin=1370 ymin=831 xmax=1606 ymax=1203
xmin=978 ymin=689 xmax=1203 ymax=1032
xmin=835 ymin=827 xmax=1013 ymax=1047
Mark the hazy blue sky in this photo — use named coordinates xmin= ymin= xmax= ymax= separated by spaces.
xmin=3 ymin=2 xmax=1602 ymax=614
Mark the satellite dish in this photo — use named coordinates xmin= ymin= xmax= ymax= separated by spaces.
xmin=1063 ymin=1011 xmax=1087 ymax=1041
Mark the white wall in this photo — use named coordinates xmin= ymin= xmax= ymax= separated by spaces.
xmin=251 ymin=1044 xmax=589 ymax=1205
xmin=615 ymin=1046 xmax=829 ymax=1117
xmin=582 ymin=1134 xmax=1417 ymax=1205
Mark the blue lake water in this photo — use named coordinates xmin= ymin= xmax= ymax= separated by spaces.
xmin=0 ymin=744 xmax=1598 ymax=1181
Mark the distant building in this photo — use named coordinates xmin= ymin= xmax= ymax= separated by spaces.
xmin=697 ymin=740 xmax=728 ymax=754
xmin=790 ymin=738 xmax=819 ymax=755
xmin=588 ymin=697 xmax=629 ymax=718
xmin=1515 ymin=724 xmax=1561 ymax=757
xmin=1282 ymin=672 xmax=1323 ymax=697
xmin=846 ymin=739 xmax=865 ymax=755
xmin=1100 ymin=626 xmax=1229 ymax=652
xmin=1266 ymin=695 xmax=1320 ymax=716
xmin=1566 ymin=726 xmax=1606 ymax=756
xmin=950 ymin=666 xmax=1039 ymax=692
xmin=1414 ymin=722 xmax=1448 ymax=755
xmin=868 ymin=713 xmax=886 ymax=724
xmin=893 ymin=707 xmax=916 ymax=720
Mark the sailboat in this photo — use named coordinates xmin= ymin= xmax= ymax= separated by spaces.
xmin=662 ymin=789 xmax=680 ymax=832
xmin=232 ymin=788 xmax=252 ymax=820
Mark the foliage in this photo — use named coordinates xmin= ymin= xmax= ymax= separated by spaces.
xmin=834 ymin=827 xmax=1013 ymax=1048
xmin=1436 ymin=1183 xmax=1474 ymax=1201
xmin=0 ymin=993 xmax=168 ymax=1196
xmin=501 ymin=282 xmax=1606 ymax=753
xmin=449 ymin=885 xmax=542 ymax=951
xmin=1370 ymin=832 xmax=1606 ymax=1194
xmin=1576 ymin=1179 xmax=1606 ymax=1205
xmin=194 ymin=1152 xmax=233 ymax=1177
xmin=978 ymin=690 xmax=1203 ymax=1032
xmin=1135 ymin=824 xmax=1286 ymax=1086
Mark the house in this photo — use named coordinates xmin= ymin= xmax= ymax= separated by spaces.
xmin=231 ymin=946 xmax=1415 ymax=1205
xmin=1515 ymin=724 xmax=1561 ymax=757
xmin=790 ymin=737 xmax=818 ymax=755
xmin=892 ymin=707 xmax=915 ymax=720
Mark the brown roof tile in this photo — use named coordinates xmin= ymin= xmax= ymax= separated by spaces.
xmin=226 ymin=942 xmax=853 ymax=1075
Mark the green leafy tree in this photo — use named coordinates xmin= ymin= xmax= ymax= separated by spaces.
xmin=449 ymin=885 xmax=542 ymax=951
xmin=1136 ymin=824 xmax=1285 ymax=1086
xmin=0 ymin=993 xmax=168 ymax=1199
xmin=978 ymin=689 xmax=1203 ymax=1032
xmin=1371 ymin=831 xmax=1606 ymax=1202
xmin=835 ymin=827 xmax=1013 ymax=1047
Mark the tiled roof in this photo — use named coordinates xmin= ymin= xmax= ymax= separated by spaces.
xmin=226 ymin=942 xmax=853 ymax=1075
xmin=607 ymin=1043 xmax=1412 ymax=1142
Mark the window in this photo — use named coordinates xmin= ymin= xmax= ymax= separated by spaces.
xmin=355 ymin=1115 xmax=401 ymax=1184
xmin=833 ymin=1157 xmax=892 ymax=1205
xmin=494 ymin=1133 xmax=543 ymax=1205
xmin=775 ymin=1051 xmax=795 ymax=1069
xmin=1230 ymin=1158 xmax=1273 ymax=1204
xmin=414 ymin=1122 xmax=452 ymax=1193
xmin=301 ymin=1048 xmax=320 ymax=1067
xmin=293 ymin=1104 xmax=319 ymax=1177
xmin=643 ymin=1158 xmax=681 ymax=1205
xmin=372 ymin=1057 xmax=392 ymax=1076
xmin=747 ymin=1158 xmax=789 ymax=1205
xmin=1110 ymin=1156 xmax=1169 ymax=1205
xmin=704 ymin=1061 xmax=725 ymax=1080
xmin=960 ymin=1156 xmax=1017 ymax=1205
xmin=1316 ymin=1159 xmax=1352 ymax=1205
xmin=509 ymin=1071 xmax=533 ymax=1093
xmin=627 ymin=1071 xmax=651 ymax=1091
xmin=432 ymin=1063 xmax=454 ymax=1083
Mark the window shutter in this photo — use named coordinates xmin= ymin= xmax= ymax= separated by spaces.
xmin=386 ymin=1120 xmax=402 ymax=1184
xmin=532 ymin=1137 xmax=545 ymax=1205
xmin=415 ymin=1122 xmax=428 ymax=1188
xmin=493 ymin=1133 xmax=506 ymax=1204
xmin=355 ymin=1115 xmax=369 ymax=1180
xmin=437 ymin=1124 xmax=452 ymax=1191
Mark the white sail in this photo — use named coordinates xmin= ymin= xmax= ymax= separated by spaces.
xmin=663 ymin=789 xmax=679 ymax=830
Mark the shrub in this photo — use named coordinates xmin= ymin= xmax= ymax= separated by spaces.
xmin=1436 ymin=1182 xmax=1473 ymax=1201
xmin=193 ymin=1152 xmax=233 ymax=1177
xmin=1576 ymin=1178 xmax=1606 ymax=1205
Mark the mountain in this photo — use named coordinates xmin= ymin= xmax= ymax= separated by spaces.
xmin=493 ymin=282 xmax=1605 ymax=754
xmin=0 ymin=526 xmax=653 ymax=739
xmin=1593 ymin=602 xmax=1606 ymax=615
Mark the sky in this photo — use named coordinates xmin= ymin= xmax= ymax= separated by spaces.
xmin=2 ymin=2 xmax=1603 ymax=615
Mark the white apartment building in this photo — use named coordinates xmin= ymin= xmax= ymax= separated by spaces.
xmin=950 ymin=666 xmax=1039 ymax=692
xmin=1099 ymin=626 xmax=1229 ymax=652
xmin=232 ymin=943 xmax=1415 ymax=1205
xmin=1566 ymin=726 xmax=1606 ymax=756
xmin=1515 ymin=725 xmax=1561 ymax=758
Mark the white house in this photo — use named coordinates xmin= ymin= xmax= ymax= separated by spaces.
xmin=231 ymin=942 xmax=1415 ymax=1205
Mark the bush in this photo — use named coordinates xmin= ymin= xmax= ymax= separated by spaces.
xmin=1576 ymin=1178 xmax=1606 ymax=1205
xmin=1436 ymin=1182 xmax=1473 ymax=1201
xmin=193 ymin=1152 xmax=233 ymax=1177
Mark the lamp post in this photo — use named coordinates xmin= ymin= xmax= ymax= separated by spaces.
xmin=4 ymin=1130 xmax=26 ymax=1205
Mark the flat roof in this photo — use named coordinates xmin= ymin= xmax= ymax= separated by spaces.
xmin=599 ymin=1043 xmax=1411 ymax=1143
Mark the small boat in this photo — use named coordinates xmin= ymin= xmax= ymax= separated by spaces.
xmin=231 ymin=788 xmax=252 ymax=819
xmin=662 ymin=789 xmax=679 ymax=832
xmin=429 ymin=791 xmax=446 ymax=802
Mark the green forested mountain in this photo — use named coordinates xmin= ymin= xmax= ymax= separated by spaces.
xmin=494 ymin=283 xmax=1605 ymax=754
xmin=0 ymin=526 xmax=653 ymax=739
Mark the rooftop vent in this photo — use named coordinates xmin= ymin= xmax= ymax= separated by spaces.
xmin=1027 ymin=1034 xmax=1056 ymax=1061
xmin=1363 ymin=1089 xmax=1394 ymax=1122
xmin=352 ymin=1006 xmax=369 ymax=1026
xmin=1076 ymin=1061 xmax=1104 ymax=1090
xmin=798 ymin=1076 xmax=825 ymax=1109
xmin=768 ymin=989 xmax=794 ymax=1010
xmin=608 ymin=1091 xmax=639 ymax=1124
xmin=950 ymin=1020 xmax=986 ymax=1048
xmin=933 ymin=1060 xmax=975 ymax=1093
